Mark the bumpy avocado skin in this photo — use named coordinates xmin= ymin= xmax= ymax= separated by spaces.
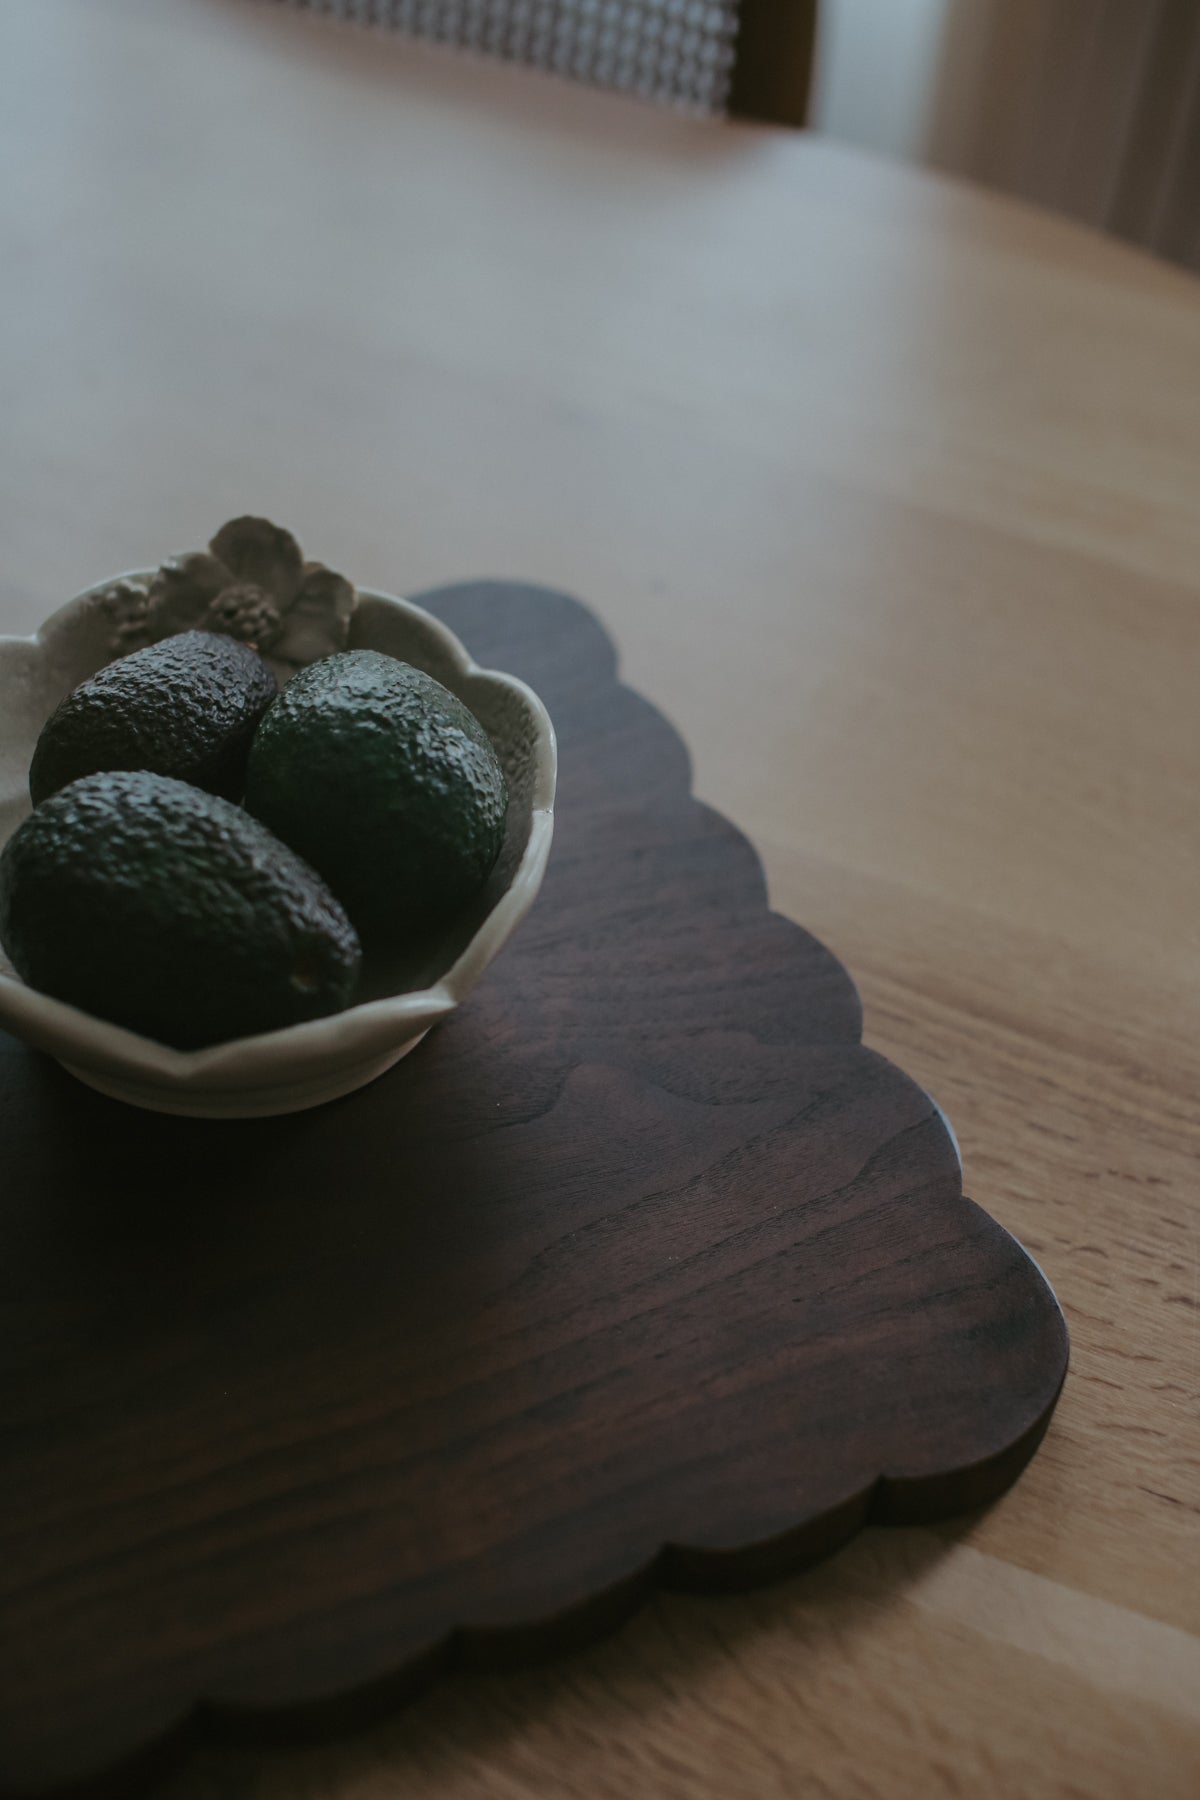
xmin=0 ymin=770 xmax=361 ymax=1048
xmin=244 ymin=651 xmax=508 ymax=942
xmin=29 ymin=631 xmax=277 ymax=805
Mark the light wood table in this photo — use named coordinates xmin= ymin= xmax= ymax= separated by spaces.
xmin=2 ymin=3 xmax=1198 ymax=1796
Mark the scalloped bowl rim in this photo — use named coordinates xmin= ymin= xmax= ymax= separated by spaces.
xmin=0 ymin=578 xmax=556 ymax=1105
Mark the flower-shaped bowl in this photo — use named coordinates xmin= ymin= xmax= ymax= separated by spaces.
xmin=0 ymin=579 xmax=556 ymax=1116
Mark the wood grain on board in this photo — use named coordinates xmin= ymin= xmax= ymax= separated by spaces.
xmin=0 ymin=585 xmax=1066 ymax=1795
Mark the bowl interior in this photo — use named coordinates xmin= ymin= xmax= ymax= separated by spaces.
xmin=0 ymin=580 xmax=555 ymax=1081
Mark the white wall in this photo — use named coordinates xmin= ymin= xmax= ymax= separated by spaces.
xmin=810 ymin=0 xmax=951 ymax=160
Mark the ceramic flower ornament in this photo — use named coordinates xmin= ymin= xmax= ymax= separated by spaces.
xmin=97 ymin=516 xmax=357 ymax=683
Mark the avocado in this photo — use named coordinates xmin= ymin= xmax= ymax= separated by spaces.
xmin=29 ymin=630 xmax=277 ymax=806
xmin=0 ymin=771 xmax=360 ymax=1048
xmin=244 ymin=650 xmax=507 ymax=942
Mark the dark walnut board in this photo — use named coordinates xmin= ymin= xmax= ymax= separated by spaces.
xmin=0 ymin=584 xmax=1068 ymax=1798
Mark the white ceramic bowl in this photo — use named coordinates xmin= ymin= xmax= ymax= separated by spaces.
xmin=0 ymin=579 xmax=556 ymax=1116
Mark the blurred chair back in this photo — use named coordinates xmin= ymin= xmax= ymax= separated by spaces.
xmin=267 ymin=1 xmax=816 ymax=126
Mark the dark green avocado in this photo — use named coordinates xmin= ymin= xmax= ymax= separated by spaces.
xmin=244 ymin=650 xmax=507 ymax=942
xmin=29 ymin=630 xmax=277 ymax=806
xmin=0 ymin=771 xmax=361 ymax=1048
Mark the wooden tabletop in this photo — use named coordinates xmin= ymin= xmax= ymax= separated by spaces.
xmin=2 ymin=2 xmax=1198 ymax=1796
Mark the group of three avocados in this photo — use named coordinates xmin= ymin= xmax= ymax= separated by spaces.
xmin=0 ymin=520 xmax=508 ymax=1050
